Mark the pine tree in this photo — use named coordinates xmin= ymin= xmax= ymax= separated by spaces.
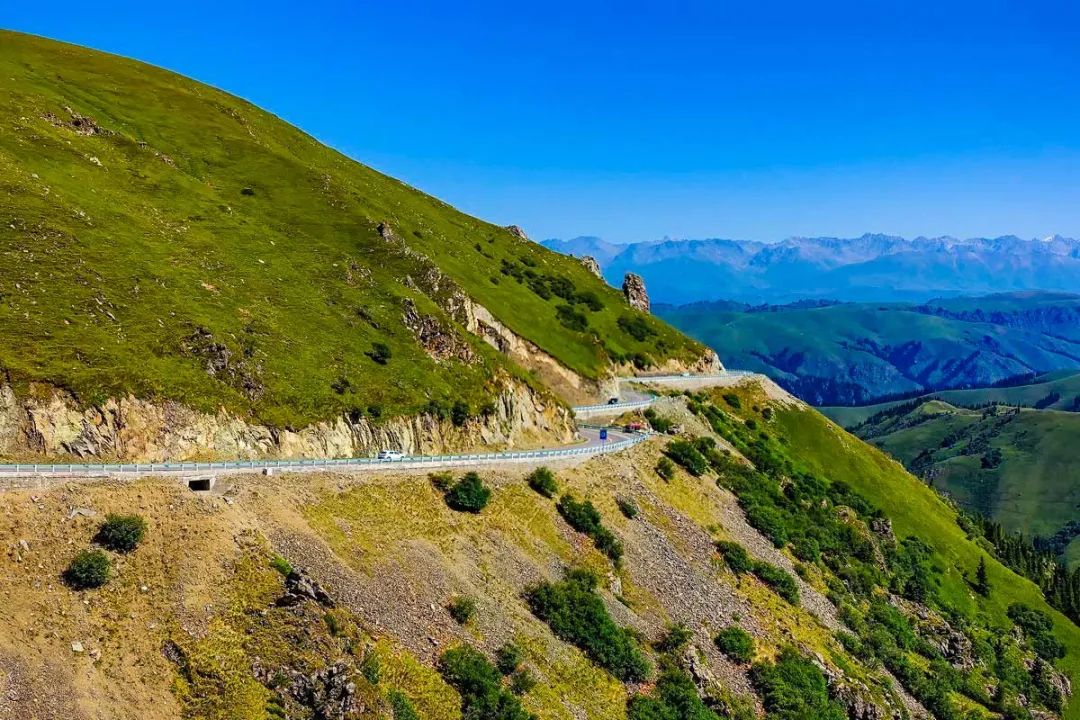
xmin=975 ymin=557 xmax=991 ymax=596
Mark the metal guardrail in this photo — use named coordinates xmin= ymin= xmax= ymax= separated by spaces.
xmin=618 ymin=370 xmax=754 ymax=383
xmin=572 ymin=398 xmax=656 ymax=414
xmin=0 ymin=433 xmax=651 ymax=477
xmin=0 ymin=370 xmax=757 ymax=479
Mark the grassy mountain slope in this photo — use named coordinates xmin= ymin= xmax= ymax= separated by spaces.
xmin=739 ymin=388 xmax=1080 ymax=716
xmin=5 ymin=376 xmax=1079 ymax=720
xmin=848 ymin=399 xmax=1080 ymax=568
xmin=659 ymin=298 xmax=1080 ymax=406
xmin=821 ymin=370 xmax=1080 ymax=427
xmin=0 ymin=31 xmax=701 ymax=428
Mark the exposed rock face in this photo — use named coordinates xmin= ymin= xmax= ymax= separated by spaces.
xmin=505 ymin=225 xmax=530 ymax=241
xmin=180 ymin=327 xmax=264 ymax=401
xmin=622 ymin=272 xmax=650 ymax=313
xmin=890 ymin=595 xmax=974 ymax=670
xmin=287 ymin=663 xmax=362 ymax=720
xmin=580 ymin=256 xmax=602 ymax=278
xmin=42 ymin=106 xmax=113 ymax=136
xmin=400 ymin=298 xmax=476 ymax=363
xmin=0 ymin=378 xmax=573 ymax=463
xmin=278 ymin=569 xmax=335 ymax=608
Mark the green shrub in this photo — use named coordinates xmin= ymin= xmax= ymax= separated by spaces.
xmin=616 ymin=497 xmax=639 ymax=520
xmin=526 ymin=571 xmax=650 ymax=682
xmin=752 ymin=562 xmax=799 ymax=605
xmin=643 ymin=408 xmax=673 ymax=433
xmin=627 ymin=663 xmax=720 ymax=720
xmin=654 ymin=622 xmax=693 ymax=654
xmin=664 ymin=440 xmax=709 ymax=476
xmin=269 ymin=554 xmax=293 ymax=577
xmin=450 ymin=400 xmax=470 ymax=427
xmin=388 ymin=689 xmax=419 ymax=720
xmin=723 ymin=393 xmax=742 ymax=409
xmin=509 ymin=668 xmax=536 ymax=696
xmin=445 ymin=472 xmax=491 ymax=513
xmin=716 ymin=540 xmax=754 ymax=575
xmin=96 ymin=513 xmax=147 ymax=553
xmin=64 ymin=549 xmax=111 ymax=589
xmin=448 ymin=595 xmax=477 ymax=625
xmin=438 ymin=645 xmax=530 ymax=720
xmin=655 ymin=457 xmax=676 ymax=481
xmin=496 ymin=642 xmax=525 ymax=675
xmin=556 ymin=304 xmax=588 ymax=331
xmin=750 ymin=647 xmax=846 ymax=720
xmin=360 ymin=649 xmax=381 ymax=684
xmin=526 ymin=466 xmax=558 ymax=498
xmin=368 ymin=342 xmax=392 ymax=364
xmin=557 ymin=494 xmax=623 ymax=564
xmin=715 ymin=626 xmax=755 ymax=663
xmin=617 ymin=315 xmax=656 ymax=342
xmin=1008 ymin=604 xmax=1066 ymax=661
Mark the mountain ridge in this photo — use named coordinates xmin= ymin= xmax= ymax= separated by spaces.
xmin=542 ymin=233 xmax=1080 ymax=304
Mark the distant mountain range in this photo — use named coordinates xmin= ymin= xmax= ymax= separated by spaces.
xmin=542 ymin=234 xmax=1080 ymax=304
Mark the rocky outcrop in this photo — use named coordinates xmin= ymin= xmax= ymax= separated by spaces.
xmin=401 ymin=298 xmax=476 ymax=363
xmin=622 ymin=272 xmax=650 ymax=313
xmin=278 ymin=569 xmax=335 ymax=608
xmin=580 ymin=256 xmax=602 ymax=278
xmin=890 ymin=595 xmax=974 ymax=670
xmin=0 ymin=378 xmax=574 ymax=463
xmin=505 ymin=225 xmax=530 ymax=241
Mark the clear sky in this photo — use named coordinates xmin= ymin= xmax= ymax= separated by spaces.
xmin=5 ymin=1 xmax=1080 ymax=242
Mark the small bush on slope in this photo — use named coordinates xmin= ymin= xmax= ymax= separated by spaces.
xmin=557 ymin=494 xmax=623 ymax=565
xmin=526 ymin=466 xmax=558 ymax=498
xmin=64 ymin=549 xmax=111 ymax=589
xmin=714 ymin=627 xmax=755 ymax=664
xmin=664 ymin=440 xmax=710 ymax=477
xmin=444 ymin=472 xmax=491 ymax=513
xmin=95 ymin=513 xmax=147 ymax=553
xmin=447 ymin=596 xmax=477 ymax=625
xmin=751 ymin=561 xmax=799 ymax=605
xmin=387 ymin=690 xmax=419 ymax=720
xmin=526 ymin=569 xmax=650 ymax=682
xmin=438 ymin=645 xmax=530 ymax=720
xmin=750 ymin=647 xmax=846 ymax=720
xmin=627 ymin=661 xmax=720 ymax=720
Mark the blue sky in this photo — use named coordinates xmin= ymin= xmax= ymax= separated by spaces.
xmin=5 ymin=1 xmax=1080 ymax=242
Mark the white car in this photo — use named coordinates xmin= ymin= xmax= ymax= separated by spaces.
xmin=377 ymin=450 xmax=405 ymax=461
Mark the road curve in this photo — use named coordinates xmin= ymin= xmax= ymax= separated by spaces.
xmin=0 ymin=371 xmax=759 ymax=480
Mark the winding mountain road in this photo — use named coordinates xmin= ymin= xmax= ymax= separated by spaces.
xmin=0 ymin=371 xmax=755 ymax=481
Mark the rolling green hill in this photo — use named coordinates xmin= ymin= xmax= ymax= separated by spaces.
xmin=850 ymin=398 xmax=1080 ymax=570
xmin=821 ymin=370 xmax=1080 ymax=427
xmin=658 ymin=297 xmax=1080 ymax=406
xmin=0 ymin=30 xmax=702 ymax=429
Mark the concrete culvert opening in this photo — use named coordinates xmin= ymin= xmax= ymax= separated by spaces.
xmin=186 ymin=477 xmax=214 ymax=492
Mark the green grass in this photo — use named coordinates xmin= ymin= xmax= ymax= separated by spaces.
xmin=822 ymin=370 xmax=1080 ymax=427
xmin=851 ymin=400 xmax=1080 ymax=562
xmin=758 ymin=395 xmax=1080 ymax=719
xmin=0 ymin=31 xmax=702 ymax=428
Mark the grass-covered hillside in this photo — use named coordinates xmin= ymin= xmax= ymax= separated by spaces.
xmin=4 ymin=376 xmax=1079 ymax=720
xmin=822 ymin=370 xmax=1080 ymax=427
xmin=0 ymin=31 xmax=702 ymax=427
xmin=658 ymin=295 xmax=1080 ymax=406
xmin=848 ymin=398 xmax=1080 ymax=570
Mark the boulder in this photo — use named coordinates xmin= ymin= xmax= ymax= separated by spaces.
xmin=580 ymin=256 xmax=602 ymax=278
xmin=278 ymin=569 xmax=336 ymax=608
xmin=622 ymin=273 xmax=650 ymax=313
